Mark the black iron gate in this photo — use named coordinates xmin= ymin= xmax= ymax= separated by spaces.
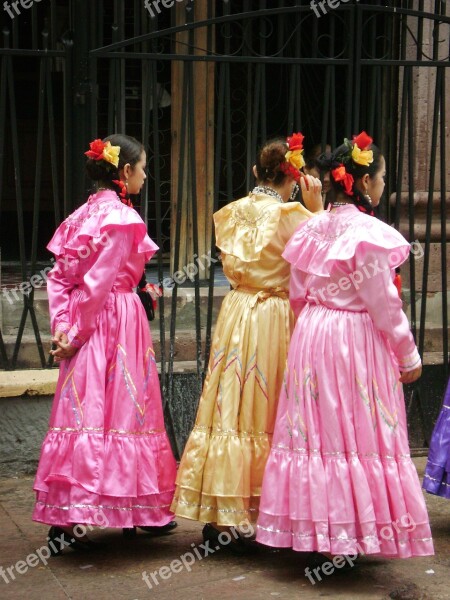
xmin=0 ymin=1 xmax=448 ymax=453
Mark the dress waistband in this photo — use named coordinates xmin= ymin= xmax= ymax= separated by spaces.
xmin=234 ymin=285 xmax=289 ymax=307
xmin=77 ymin=285 xmax=133 ymax=294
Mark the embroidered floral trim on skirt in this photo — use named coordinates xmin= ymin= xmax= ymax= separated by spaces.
xmin=171 ymin=288 xmax=294 ymax=526
xmin=256 ymin=304 xmax=434 ymax=557
xmin=33 ymin=291 xmax=177 ymax=528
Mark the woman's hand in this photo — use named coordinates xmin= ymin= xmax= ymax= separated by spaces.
xmin=50 ymin=331 xmax=78 ymax=361
xmin=399 ymin=365 xmax=422 ymax=384
xmin=300 ymin=174 xmax=323 ymax=213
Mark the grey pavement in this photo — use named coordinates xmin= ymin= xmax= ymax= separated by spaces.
xmin=0 ymin=458 xmax=449 ymax=600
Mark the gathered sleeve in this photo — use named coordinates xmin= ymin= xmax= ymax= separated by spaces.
xmin=47 ymin=261 xmax=76 ymax=336
xmin=66 ymin=227 xmax=134 ymax=348
xmin=352 ymin=246 xmax=421 ymax=372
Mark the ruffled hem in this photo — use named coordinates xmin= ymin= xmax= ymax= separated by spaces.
xmin=47 ymin=191 xmax=158 ymax=261
xmin=214 ymin=195 xmax=305 ymax=262
xmin=171 ymin=488 xmax=260 ymax=526
xmin=171 ymin=426 xmax=272 ymax=525
xmin=282 ymin=205 xmax=410 ymax=277
xmin=33 ymin=486 xmax=174 ymax=528
xmin=33 ymin=429 xmax=177 ymax=498
xmin=256 ymin=515 xmax=433 ymax=558
xmin=256 ymin=447 xmax=434 ymax=557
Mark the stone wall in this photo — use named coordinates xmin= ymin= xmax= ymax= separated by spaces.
xmin=0 ymin=369 xmax=202 ymax=477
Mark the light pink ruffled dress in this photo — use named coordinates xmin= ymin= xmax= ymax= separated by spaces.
xmin=256 ymin=204 xmax=434 ymax=558
xmin=32 ymin=190 xmax=177 ymax=528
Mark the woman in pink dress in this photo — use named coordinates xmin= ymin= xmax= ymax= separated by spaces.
xmin=33 ymin=134 xmax=177 ymax=554
xmin=256 ymin=132 xmax=434 ymax=562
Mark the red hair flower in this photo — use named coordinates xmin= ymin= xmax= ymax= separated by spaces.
xmin=352 ymin=131 xmax=373 ymax=151
xmin=85 ymin=139 xmax=106 ymax=161
xmin=85 ymin=139 xmax=120 ymax=167
xmin=280 ymin=162 xmax=303 ymax=182
xmin=287 ymin=132 xmax=305 ymax=151
xmin=331 ymin=164 xmax=354 ymax=196
xmin=280 ymin=131 xmax=306 ymax=182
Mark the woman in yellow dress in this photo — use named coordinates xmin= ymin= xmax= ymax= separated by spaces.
xmin=170 ymin=134 xmax=323 ymax=550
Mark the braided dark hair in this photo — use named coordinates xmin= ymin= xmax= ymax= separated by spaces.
xmin=316 ymin=142 xmax=383 ymax=215
xmin=85 ymin=133 xmax=144 ymax=200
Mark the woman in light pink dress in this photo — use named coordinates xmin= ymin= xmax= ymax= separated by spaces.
xmin=256 ymin=132 xmax=434 ymax=561
xmin=33 ymin=134 xmax=177 ymax=554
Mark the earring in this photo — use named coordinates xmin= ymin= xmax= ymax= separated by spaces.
xmin=364 ymin=192 xmax=372 ymax=205
xmin=289 ymin=183 xmax=299 ymax=201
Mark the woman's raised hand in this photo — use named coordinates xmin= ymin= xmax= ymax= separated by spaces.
xmin=300 ymin=174 xmax=323 ymax=213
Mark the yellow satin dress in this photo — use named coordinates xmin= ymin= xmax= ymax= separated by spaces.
xmin=170 ymin=190 xmax=313 ymax=526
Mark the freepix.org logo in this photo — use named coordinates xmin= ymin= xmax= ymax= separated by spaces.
xmin=3 ymin=0 xmax=45 ymax=20
xmin=310 ymin=0 xmax=360 ymax=19
xmin=144 ymin=0 xmax=193 ymax=19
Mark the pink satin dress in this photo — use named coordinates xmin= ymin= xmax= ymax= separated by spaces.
xmin=256 ymin=204 xmax=434 ymax=558
xmin=32 ymin=190 xmax=177 ymax=528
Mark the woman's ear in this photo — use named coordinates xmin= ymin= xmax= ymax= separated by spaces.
xmin=252 ymin=165 xmax=258 ymax=178
xmin=121 ymin=163 xmax=132 ymax=180
xmin=358 ymin=173 xmax=370 ymax=193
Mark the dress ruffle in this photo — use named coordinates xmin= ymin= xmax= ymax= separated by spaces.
xmin=257 ymin=448 xmax=433 ymax=557
xmin=171 ymin=426 xmax=270 ymax=524
xmin=214 ymin=194 xmax=303 ymax=262
xmin=33 ymin=430 xmax=176 ymax=527
xmin=283 ymin=205 xmax=411 ymax=277
xmin=33 ymin=487 xmax=174 ymax=528
xmin=33 ymin=430 xmax=176 ymax=498
xmin=47 ymin=192 xmax=158 ymax=261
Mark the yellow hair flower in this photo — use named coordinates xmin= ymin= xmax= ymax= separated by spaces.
xmin=286 ymin=149 xmax=305 ymax=170
xmin=102 ymin=141 xmax=120 ymax=168
xmin=351 ymin=144 xmax=373 ymax=167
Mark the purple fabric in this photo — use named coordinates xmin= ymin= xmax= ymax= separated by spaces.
xmin=423 ymin=378 xmax=450 ymax=499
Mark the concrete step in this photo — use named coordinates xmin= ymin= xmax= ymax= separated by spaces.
xmin=0 ymin=287 xmax=230 ymax=338
xmin=1 ymin=332 xmax=210 ymax=369
xmin=1 ymin=287 xmax=448 ymax=368
xmin=1 ymin=332 xmax=446 ymax=370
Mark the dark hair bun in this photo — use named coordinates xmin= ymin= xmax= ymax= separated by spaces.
xmin=85 ymin=159 xmax=118 ymax=182
xmin=259 ymin=142 xmax=286 ymax=179
xmin=255 ymin=138 xmax=288 ymax=185
xmin=316 ymin=152 xmax=334 ymax=172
